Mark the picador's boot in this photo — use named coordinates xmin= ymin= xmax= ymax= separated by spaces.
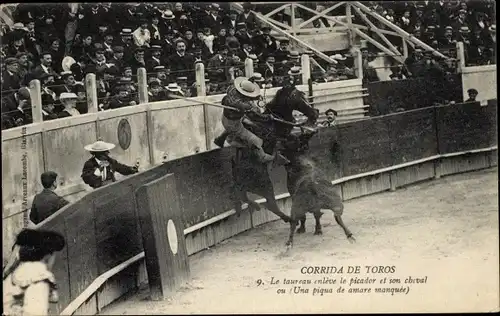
xmin=214 ymin=131 xmax=229 ymax=147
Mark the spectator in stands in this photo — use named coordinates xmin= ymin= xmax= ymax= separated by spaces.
xmin=57 ymin=92 xmax=80 ymax=118
xmin=30 ymin=51 xmax=55 ymax=81
xmin=249 ymin=72 xmax=265 ymax=88
xmin=148 ymin=79 xmax=168 ymax=102
xmin=1 ymin=87 xmax=31 ymax=129
xmin=170 ymin=39 xmax=195 ymax=83
xmin=207 ymin=45 xmax=230 ymax=84
xmin=238 ymin=3 xmax=258 ymax=31
xmin=132 ymin=19 xmax=151 ymax=48
xmin=253 ymin=26 xmax=277 ymax=58
xmin=3 ymin=228 xmax=66 ymax=315
xmin=53 ymin=71 xmax=76 ymax=97
xmin=29 ymin=171 xmax=69 ymax=224
xmin=81 ymin=140 xmax=139 ymax=189
xmin=321 ymin=109 xmax=338 ymax=127
xmin=260 ymin=54 xmax=279 ymax=86
xmin=165 ymin=83 xmax=185 ymax=99
xmin=73 ymin=82 xmax=87 ymax=114
xmin=2 ymin=57 xmax=22 ymax=95
xmin=146 ymin=45 xmax=162 ymax=72
xmin=465 ymin=88 xmax=478 ymax=102
xmin=41 ymin=93 xmax=58 ymax=121
xmin=108 ymin=85 xmax=136 ymax=109
xmin=16 ymin=52 xmax=33 ymax=83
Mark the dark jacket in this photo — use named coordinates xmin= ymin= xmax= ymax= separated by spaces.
xmin=30 ymin=189 xmax=70 ymax=224
xmin=81 ymin=156 xmax=138 ymax=189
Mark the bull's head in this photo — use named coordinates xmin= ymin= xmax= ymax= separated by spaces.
xmin=281 ymin=127 xmax=318 ymax=164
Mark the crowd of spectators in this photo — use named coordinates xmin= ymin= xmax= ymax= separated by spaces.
xmin=368 ymin=1 xmax=494 ymax=63
xmin=0 ymin=1 xmax=496 ymax=130
xmin=1 ymin=2 xmax=317 ymax=130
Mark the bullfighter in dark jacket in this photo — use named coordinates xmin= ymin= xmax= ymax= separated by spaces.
xmin=30 ymin=171 xmax=70 ymax=224
xmin=81 ymin=140 xmax=139 ymax=189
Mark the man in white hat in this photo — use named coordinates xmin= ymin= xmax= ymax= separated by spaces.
xmin=214 ymin=77 xmax=276 ymax=163
xmin=81 ymin=140 xmax=139 ymax=189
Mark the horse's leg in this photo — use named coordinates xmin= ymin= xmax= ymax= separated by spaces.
xmin=286 ymin=204 xmax=300 ymax=248
xmin=296 ymin=215 xmax=306 ymax=234
xmin=333 ymin=207 xmax=356 ymax=243
xmin=242 ymin=192 xmax=261 ymax=212
xmin=263 ymin=193 xmax=292 ymax=223
xmin=230 ymin=185 xmax=245 ymax=217
xmin=314 ymin=210 xmax=323 ymax=235
xmin=286 ymin=218 xmax=297 ymax=248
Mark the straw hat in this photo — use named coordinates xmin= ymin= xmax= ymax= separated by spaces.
xmin=234 ymin=77 xmax=261 ymax=98
xmin=166 ymin=83 xmax=182 ymax=92
xmin=287 ymin=51 xmax=300 ymax=58
xmin=162 ymin=9 xmax=175 ymax=20
xmin=11 ymin=22 xmax=28 ymax=32
xmin=84 ymin=140 xmax=116 ymax=152
xmin=288 ymin=66 xmax=302 ymax=76
xmin=331 ymin=53 xmax=347 ymax=60
xmin=250 ymin=72 xmax=265 ymax=82
xmin=59 ymin=92 xmax=78 ymax=101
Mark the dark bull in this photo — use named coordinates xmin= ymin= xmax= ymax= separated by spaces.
xmin=281 ymin=130 xmax=356 ymax=248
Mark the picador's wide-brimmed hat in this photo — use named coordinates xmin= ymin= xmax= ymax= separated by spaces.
xmin=234 ymin=77 xmax=261 ymax=98
xmin=84 ymin=140 xmax=116 ymax=152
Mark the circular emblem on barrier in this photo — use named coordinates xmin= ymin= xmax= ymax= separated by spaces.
xmin=167 ymin=219 xmax=179 ymax=255
xmin=117 ymin=119 xmax=132 ymax=150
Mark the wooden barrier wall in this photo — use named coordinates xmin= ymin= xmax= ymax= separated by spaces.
xmin=28 ymin=99 xmax=497 ymax=315
xmin=1 ymin=79 xmax=367 ymax=260
xmin=366 ymin=74 xmax=463 ymax=116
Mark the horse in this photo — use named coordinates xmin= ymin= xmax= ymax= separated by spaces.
xmin=281 ymin=128 xmax=356 ymax=248
xmin=227 ymin=86 xmax=319 ymax=223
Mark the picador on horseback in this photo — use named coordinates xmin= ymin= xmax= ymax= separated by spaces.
xmin=214 ymin=66 xmax=319 ymax=163
xmin=215 ymin=77 xmax=277 ymax=163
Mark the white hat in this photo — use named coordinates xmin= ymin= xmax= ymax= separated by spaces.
xmin=331 ymin=54 xmax=347 ymax=61
xmin=234 ymin=77 xmax=261 ymax=98
xmin=62 ymin=56 xmax=76 ymax=72
xmin=166 ymin=83 xmax=182 ymax=92
xmin=162 ymin=9 xmax=174 ymax=19
xmin=251 ymin=72 xmax=265 ymax=82
xmin=288 ymin=66 xmax=302 ymax=76
xmin=84 ymin=140 xmax=116 ymax=152
xmin=12 ymin=23 xmax=28 ymax=32
xmin=59 ymin=92 xmax=78 ymax=101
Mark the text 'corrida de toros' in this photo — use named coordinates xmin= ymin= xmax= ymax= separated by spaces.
xmin=300 ymin=266 xmax=397 ymax=274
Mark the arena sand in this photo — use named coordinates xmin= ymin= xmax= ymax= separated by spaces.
xmin=101 ymin=168 xmax=499 ymax=314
